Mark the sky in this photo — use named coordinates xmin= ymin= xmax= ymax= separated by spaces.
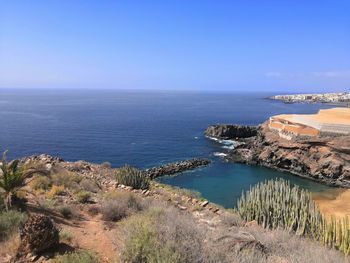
xmin=0 ymin=0 xmax=349 ymax=92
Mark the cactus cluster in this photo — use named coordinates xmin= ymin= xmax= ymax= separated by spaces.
xmin=237 ymin=178 xmax=350 ymax=254
xmin=322 ymin=216 xmax=350 ymax=254
xmin=115 ymin=165 xmax=150 ymax=190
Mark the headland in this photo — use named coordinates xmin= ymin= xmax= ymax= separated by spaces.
xmin=205 ymin=107 xmax=350 ymax=187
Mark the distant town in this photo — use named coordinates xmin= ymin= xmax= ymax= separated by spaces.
xmin=270 ymin=92 xmax=350 ymax=105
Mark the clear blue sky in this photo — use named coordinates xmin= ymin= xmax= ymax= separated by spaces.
xmin=1 ymin=0 xmax=349 ymax=92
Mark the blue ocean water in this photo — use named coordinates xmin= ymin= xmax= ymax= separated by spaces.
xmin=0 ymin=89 xmax=334 ymax=207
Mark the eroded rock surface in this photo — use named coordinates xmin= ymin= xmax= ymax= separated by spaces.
xmin=205 ymin=124 xmax=258 ymax=139
xmin=144 ymin=158 xmax=211 ymax=179
xmin=18 ymin=214 xmax=59 ymax=255
xmin=207 ymin=123 xmax=350 ymax=187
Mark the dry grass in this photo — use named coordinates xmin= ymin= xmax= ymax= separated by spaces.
xmin=79 ymin=179 xmax=99 ymax=193
xmin=0 ymin=210 xmax=27 ymax=241
xmin=120 ymin=205 xmax=205 ymax=263
xmin=51 ymin=169 xmax=82 ymax=190
xmin=75 ymin=191 xmax=91 ymax=203
xmin=29 ymin=175 xmax=51 ymax=190
xmin=249 ymin=227 xmax=349 ymax=263
xmin=47 ymin=185 xmax=65 ymax=198
xmin=101 ymin=191 xmax=143 ymax=221
xmin=0 ymin=234 xmax=20 ymax=260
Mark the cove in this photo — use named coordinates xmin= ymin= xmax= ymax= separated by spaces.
xmin=158 ymin=156 xmax=334 ymax=209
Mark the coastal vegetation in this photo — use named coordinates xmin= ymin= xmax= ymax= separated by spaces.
xmin=0 ymin=151 xmax=47 ymax=210
xmin=0 ymin=151 xmax=348 ymax=262
xmin=115 ymin=165 xmax=150 ymax=190
xmin=238 ymin=179 xmax=350 ymax=255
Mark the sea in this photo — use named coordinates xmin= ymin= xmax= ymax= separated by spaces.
xmin=0 ymin=89 xmax=335 ymax=208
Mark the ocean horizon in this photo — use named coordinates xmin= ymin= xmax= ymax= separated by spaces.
xmin=0 ymin=89 xmax=335 ymax=207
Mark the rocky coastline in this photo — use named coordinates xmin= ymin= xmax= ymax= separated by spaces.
xmin=205 ymin=124 xmax=258 ymax=139
xmin=143 ymin=158 xmax=211 ymax=179
xmin=205 ymin=123 xmax=350 ymax=187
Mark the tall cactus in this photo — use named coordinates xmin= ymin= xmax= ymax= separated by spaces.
xmin=237 ymin=179 xmax=350 ymax=254
xmin=115 ymin=165 xmax=150 ymax=190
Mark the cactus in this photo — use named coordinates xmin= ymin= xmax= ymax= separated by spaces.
xmin=237 ymin=179 xmax=350 ymax=255
xmin=115 ymin=165 xmax=150 ymax=190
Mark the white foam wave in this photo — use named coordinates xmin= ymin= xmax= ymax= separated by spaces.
xmin=222 ymin=145 xmax=235 ymax=150
xmin=206 ymin=136 xmax=238 ymax=150
xmin=213 ymin=152 xmax=227 ymax=157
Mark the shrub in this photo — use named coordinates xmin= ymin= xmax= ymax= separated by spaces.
xmin=0 ymin=150 xmax=48 ymax=210
xmin=51 ymin=170 xmax=81 ymax=189
xmin=59 ymin=228 xmax=73 ymax=243
xmin=75 ymin=191 xmax=91 ymax=203
xmin=51 ymin=250 xmax=98 ymax=263
xmin=0 ymin=197 xmax=4 ymax=211
xmin=101 ymin=192 xmax=142 ymax=221
xmin=0 ymin=210 xmax=27 ymax=241
xmin=79 ymin=179 xmax=99 ymax=193
xmin=115 ymin=165 xmax=150 ymax=190
xmin=121 ymin=206 xmax=204 ymax=263
xmin=30 ymin=175 xmax=51 ymax=190
xmin=221 ymin=211 xmax=243 ymax=227
xmin=38 ymin=198 xmax=58 ymax=210
xmin=58 ymin=205 xmax=74 ymax=219
xmin=47 ymin=185 xmax=65 ymax=198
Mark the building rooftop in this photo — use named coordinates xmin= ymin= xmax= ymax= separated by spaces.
xmin=269 ymin=108 xmax=350 ymax=137
xmin=273 ymin=108 xmax=350 ymax=126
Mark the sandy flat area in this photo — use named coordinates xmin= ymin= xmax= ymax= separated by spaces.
xmin=275 ymin=108 xmax=350 ymax=126
xmin=313 ymin=188 xmax=350 ymax=219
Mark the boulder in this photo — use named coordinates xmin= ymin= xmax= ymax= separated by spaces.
xmin=18 ymin=214 xmax=59 ymax=255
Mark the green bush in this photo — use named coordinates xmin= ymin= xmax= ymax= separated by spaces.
xmin=51 ymin=170 xmax=82 ymax=190
xmin=115 ymin=165 xmax=150 ymax=190
xmin=30 ymin=175 xmax=51 ymax=190
xmin=51 ymin=250 xmax=98 ymax=263
xmin=0 ymin=150 xmax=48 ymax=210
xmin=59 ymin=228 xmax=73 ymax=243
xmin=0 ymin=210 xmax=27 ymax=241
xmin=121 ymin=206 xmax=204 ymax=263
xmin=101 ymin=192 xmax=143 ymax=221
xmin=75 ymin=191 xmax=91 ymax=203
xmin=58 ymin=205 xmax=73 ymax=219
xmin=79 ymin=179 xmax=99 ymax=193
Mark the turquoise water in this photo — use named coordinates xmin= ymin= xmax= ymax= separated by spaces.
xmin=0 ymin=89 xmax=334 ymax=208
xmin=159 ymin=158 xmax=333 ymax=208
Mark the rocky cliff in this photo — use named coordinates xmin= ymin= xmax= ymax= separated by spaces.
xmin=205 ymin=124 xmax=258 ymax=139
xmin=206 ymin=123 xmax=350 ymax=187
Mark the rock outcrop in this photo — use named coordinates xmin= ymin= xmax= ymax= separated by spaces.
xmin=144 ymin=158 xmax=211 ymax=179
xmin=18 ymin=214 xmax=59 ymax=255
xmin=205 ymin=124 xmax=258 ymax=139
xmin=206 ymin=122 xmax=350 ymax=187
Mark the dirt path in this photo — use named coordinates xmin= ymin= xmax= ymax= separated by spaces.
xmin=60 ymin=213 xmax=119 ymax=263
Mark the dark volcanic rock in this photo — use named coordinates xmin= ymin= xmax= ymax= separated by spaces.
xmin=205 ymin=124 xmax=258 ymax=139
xmin=144 ymin=158 xmax=211 ymax=179
xmin=224 ymin=122 xmax=350 ymax=187
xmin=18 ymin=214 xmax=59 ymax=255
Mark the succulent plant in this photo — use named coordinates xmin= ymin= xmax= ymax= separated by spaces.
xmin=115 ymin=165 xmax=150 ymax=190
xmin=237 ymin=178 xmax=350 ymax=254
